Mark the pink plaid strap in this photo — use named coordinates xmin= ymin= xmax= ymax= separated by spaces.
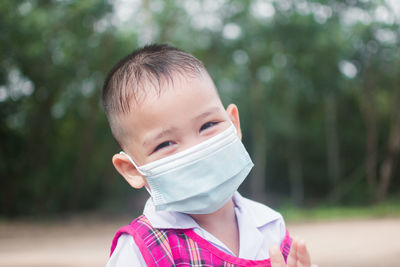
xmin=110 ymin=215 xmax=292 ymax=266
xmin=110 ymin=215 xmax=174 ymax=266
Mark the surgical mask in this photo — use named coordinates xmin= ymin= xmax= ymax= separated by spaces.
xmin=121 ymin=124 xmax=254 ymax=214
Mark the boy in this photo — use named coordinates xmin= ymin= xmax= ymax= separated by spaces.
xmin=103 ymin=44 xmax=313 ymax=266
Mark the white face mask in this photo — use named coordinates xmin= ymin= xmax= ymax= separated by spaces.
xmin=121 ymin=124 xmax=254 ymax=214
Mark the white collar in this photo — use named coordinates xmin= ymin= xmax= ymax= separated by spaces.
xmin=143 ymin=191 xmax=281 ymax=229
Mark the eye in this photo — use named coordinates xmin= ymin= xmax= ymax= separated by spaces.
xmin=153 ymin=141 xmax=174 ymax=153
xmin=200 ymin=121 xmax=219 ymax=132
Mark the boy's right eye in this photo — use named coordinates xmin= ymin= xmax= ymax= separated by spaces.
xmin=153 ymin=141 xmax=174 ymax=153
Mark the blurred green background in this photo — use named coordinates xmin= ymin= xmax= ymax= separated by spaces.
xmin=1 ymin=0 xmax=400 ymax=218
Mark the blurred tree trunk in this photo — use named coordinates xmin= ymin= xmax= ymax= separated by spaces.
xmin=26 ymin=74 xmax=59 ymax=212
xmin=361 ymin=76 xmax=377 ymax=189
xmin=70 ymin=95 xmax=98 ymax=210
xmin=249 ymin=81 xmax=267 ymax=201
xmin=375 ymin=19 xmax=400 ymax=202
xmin=324 ymin=91 xmax=342 ymax=201
xmin=288 ymin=139 xmax=304 ymax=206
xmin=250 ymin=122 xmax=267 ymax=200
xmin=376 ymin=89 xmax=400 ymax=202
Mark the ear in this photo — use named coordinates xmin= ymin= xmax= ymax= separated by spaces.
xmin=112 ymin=153 xmax=146 ymax=189
xmin=226 ymin=103 xmax=242 ymax=140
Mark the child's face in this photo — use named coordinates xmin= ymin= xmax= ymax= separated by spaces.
xmin=112 ymin=73 xmax=242 ymax=189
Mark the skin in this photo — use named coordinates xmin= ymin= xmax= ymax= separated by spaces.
xmin=270 ymin=240 xmax=318 ymax=267
xmin=112 ymin=72 xmax=314 ymax=266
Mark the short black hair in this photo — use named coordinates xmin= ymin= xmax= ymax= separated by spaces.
xmin=102 ymin=44 xmax=208 ymax=146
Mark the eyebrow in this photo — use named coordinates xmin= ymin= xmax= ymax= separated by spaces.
xmin=143 ymin=127 xmax=178 ymax=147
xmin=193 ymin=107 xmax=221 ymax=122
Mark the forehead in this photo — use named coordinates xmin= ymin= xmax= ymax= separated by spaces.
xmin=132 ymin=69 xmax=214 ymax=103
xmin=121 ymin=73 xmax=225 ymax=140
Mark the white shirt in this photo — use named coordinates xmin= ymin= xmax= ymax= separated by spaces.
xmin=107 ymin=192 xmax=286 ymax=267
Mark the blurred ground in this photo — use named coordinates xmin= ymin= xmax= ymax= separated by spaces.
xmin=287 ymin=218 xmax=400 ymax=267
xmin=0 ymin=217 xmax=399 ymax=267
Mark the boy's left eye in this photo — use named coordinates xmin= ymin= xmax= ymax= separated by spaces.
xmin=200 ymin=121 xmax=219 ymax=132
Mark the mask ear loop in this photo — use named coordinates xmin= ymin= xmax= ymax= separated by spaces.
xmin=119 ymin=151 xmax=146 ymax=176
xmin=229 ymin=120 xmax=238 ymax=134
xmin=119 ymin=151 xmax=152 ymax=194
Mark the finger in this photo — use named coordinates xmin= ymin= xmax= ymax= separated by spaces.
xmin=297 ymin=240 xmax=311 ymax=267
xmin=286 ymin=239 xmax=298 ymax=267
xmin=269 ymin=245 xmax=285 ymax=267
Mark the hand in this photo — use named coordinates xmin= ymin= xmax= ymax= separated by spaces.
xmin=269 ymin=239 xmax=318 ymax=267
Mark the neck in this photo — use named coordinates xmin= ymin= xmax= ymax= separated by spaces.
xmin=190 ymin=199 xmax=240 ymax=256
xmin=190 ymin=199 xmax=236 ymax=227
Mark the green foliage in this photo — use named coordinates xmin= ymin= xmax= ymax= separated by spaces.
xmin=280 ymin=200 xmax=400 ymax=222
xmin=1 ymin=0 xmax=399 ymax=216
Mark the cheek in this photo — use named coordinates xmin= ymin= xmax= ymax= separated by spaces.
xmin=214 ymin=121 xmax=231 ymax=134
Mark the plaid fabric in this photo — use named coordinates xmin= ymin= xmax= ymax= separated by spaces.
xmin=110 ymin=215 xmax=292 ymax=267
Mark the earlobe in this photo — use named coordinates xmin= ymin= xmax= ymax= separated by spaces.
xmin=226 ymin=103 xmax=242 ymax=140
xmin=112 ymin=153 xmax=146 ymax=189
